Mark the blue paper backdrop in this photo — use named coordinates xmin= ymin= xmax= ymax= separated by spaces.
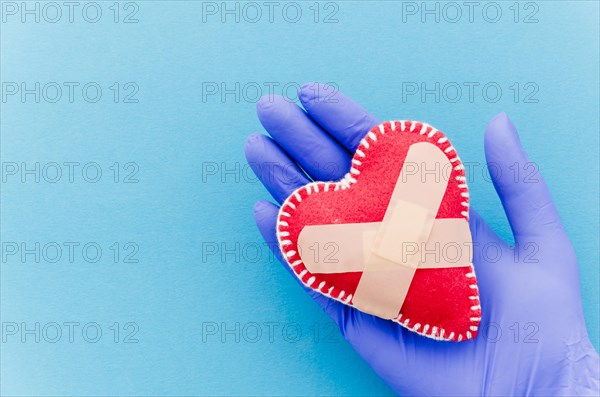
xmin=1 ymin=1 xmax=598 ymax=396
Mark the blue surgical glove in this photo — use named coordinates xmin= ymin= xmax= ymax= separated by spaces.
xmin=244 ymin=83 xmax=600 ymax=396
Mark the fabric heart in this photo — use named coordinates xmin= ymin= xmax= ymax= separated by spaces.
xmin=276 ymin=121 xmax=481 ymax=342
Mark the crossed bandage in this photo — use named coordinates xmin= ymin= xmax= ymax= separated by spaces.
xmin=297 ymin=142 xmax=472 ymax=319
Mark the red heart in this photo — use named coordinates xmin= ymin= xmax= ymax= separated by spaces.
xmin=276 ymin=121 xmax=481 ymax=341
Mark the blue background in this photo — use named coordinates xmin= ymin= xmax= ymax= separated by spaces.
xmin=1 ymin=1 xmax=598 ymax=396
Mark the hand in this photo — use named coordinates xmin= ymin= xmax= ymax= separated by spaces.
xmin=244 ymin=83 xmax=600 ymax=396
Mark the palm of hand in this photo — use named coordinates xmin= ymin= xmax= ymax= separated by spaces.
xmin=245 ymin=84 xmax=598 ymax=396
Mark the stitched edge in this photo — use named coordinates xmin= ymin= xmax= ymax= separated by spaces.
xmin=276 ymin=120 xmax=482 ymax=342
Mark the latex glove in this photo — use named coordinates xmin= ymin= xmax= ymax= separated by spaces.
xmin=244 ymin=83 xmax=599 ymax=396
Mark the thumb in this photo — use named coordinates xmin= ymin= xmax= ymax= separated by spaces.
xmin=484 ymin=112 xmax=564 ymax=244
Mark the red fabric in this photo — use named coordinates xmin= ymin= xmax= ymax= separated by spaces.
xmin=277 ymin=121 xmax=481 ymax=341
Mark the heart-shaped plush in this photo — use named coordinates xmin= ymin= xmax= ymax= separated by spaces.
xmin=276 ymin=121 xmax=481 ymax=342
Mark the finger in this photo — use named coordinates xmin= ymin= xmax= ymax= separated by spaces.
xmin=244 ymin=134 xmax=310 ymax=204
xmin=299 ymin=82 xmax=381 ymax=152
xmin=253 ymin=200 xmax=339 ymax=310
xmin=484 ymin=112 xmax=564 ymax=243
xmin=256 ymin=95 xmax=351 ymax=181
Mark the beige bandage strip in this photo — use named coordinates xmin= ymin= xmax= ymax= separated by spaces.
xmin=296 ymin=142 xmax=472 ymax=319
xmin=298 ymin=219 xmax=471 ymax=273
xmin=297 ymin=222 xmax=380 ymax=273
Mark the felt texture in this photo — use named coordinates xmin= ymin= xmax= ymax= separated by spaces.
xmin=277 ymin=121 xmax=481 ymax=341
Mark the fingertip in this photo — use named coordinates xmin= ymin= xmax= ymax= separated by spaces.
xmin=253 ymin=199 xmax=272 ymax=215
xmin=256 ymin=94 xmax=275 ymax=112
xmin=485 ymin=112 xmax=509 ymax=135
xmin=490 ymin=111 xmax=508 ymax=124
xmin=300 ymin=82 xmax=318 ymax=90
xmin=245 ymin=133 xmax=276 ymax=163
xmin=298 ymin=82 xmax=336 ymax=107
xmin=244 ymin=133 xmax=263 ymax=154
xmin=256 ymin=94 xmax=289 ymax=114
xmin=256 ymin=94 xmax=294 ymax=129
xmin=299 ymin=82 xmax=319 ymax=97
xmin=485 ymin=112 xmax=520 ymax=148
xmin=244 ymin=134 xmax=270 ymax=172
xmin=298 ymin=83 xmax=315 ymax=105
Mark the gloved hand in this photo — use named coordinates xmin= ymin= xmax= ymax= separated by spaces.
xmin=244 ymin=83 xmax=600 ymax=396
